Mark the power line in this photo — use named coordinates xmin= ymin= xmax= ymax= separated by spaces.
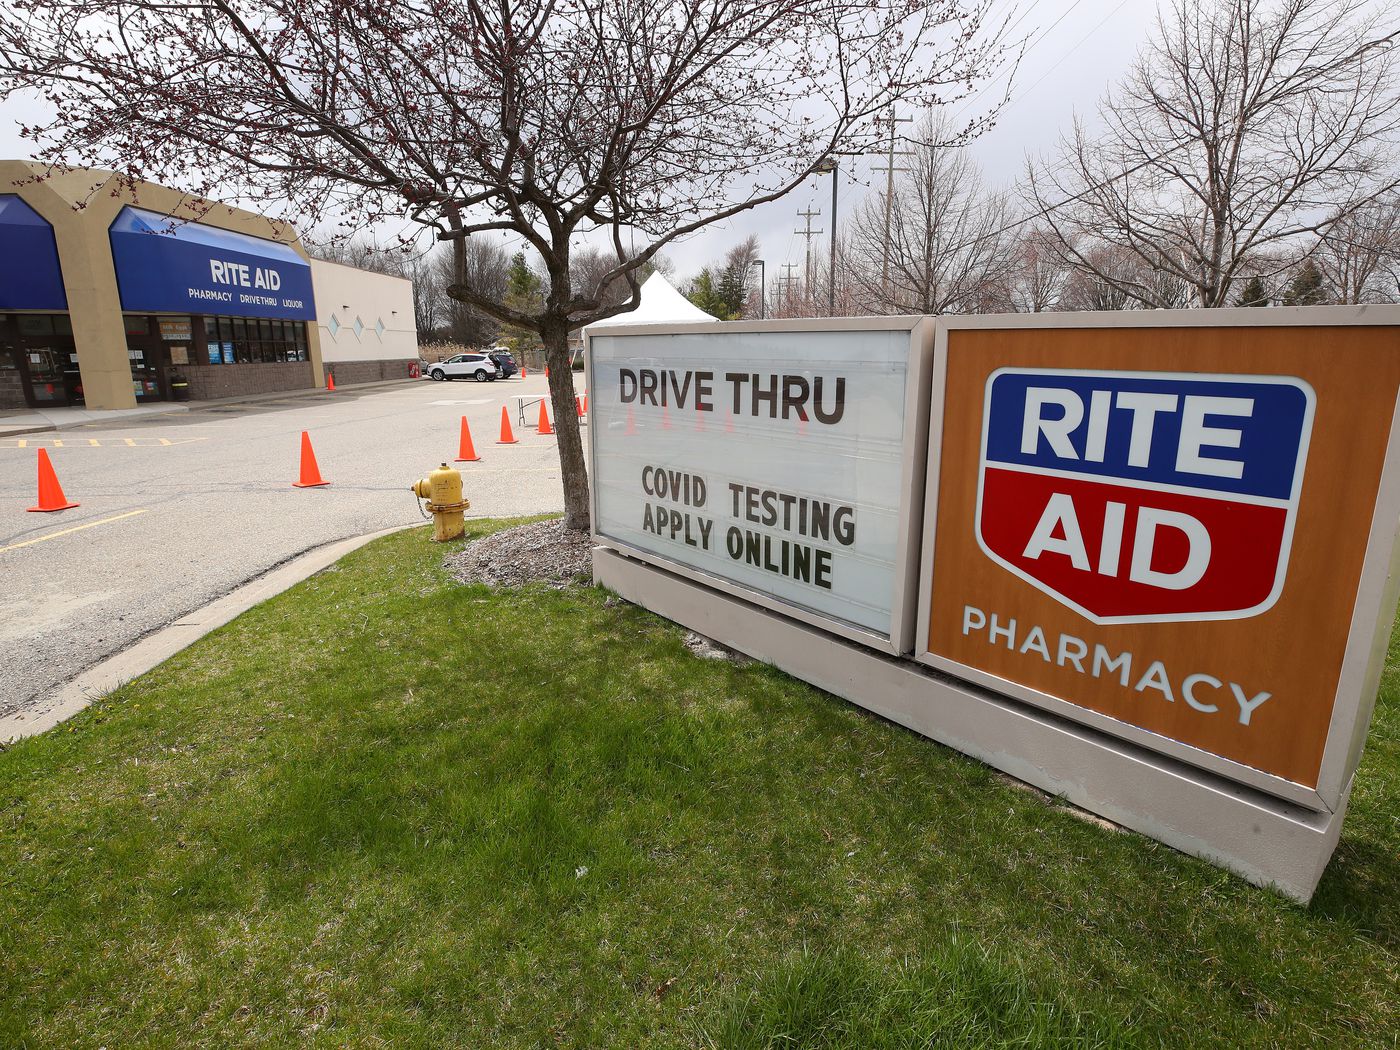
xmin=1000 ymin=0 xmax=1135 ymax=112
xmin=951 ymin=0 xmax=1095 ymax=122
xmin=945 ymin=146 xmax=1175 ymax=258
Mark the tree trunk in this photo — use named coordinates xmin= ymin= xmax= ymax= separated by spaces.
xmin=542 ymin=321 xmax=591 ymax=531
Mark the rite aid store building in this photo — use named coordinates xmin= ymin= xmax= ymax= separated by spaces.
xmin=0 ymin=161 xmax=417 ymax=412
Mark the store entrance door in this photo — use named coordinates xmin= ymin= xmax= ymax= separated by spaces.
xmin=124 ymin=314 xmax=167 ymax=402
xmin=6 ymin=313 xmax=82 ymax=407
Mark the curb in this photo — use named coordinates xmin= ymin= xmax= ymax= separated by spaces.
xmin=0 ymin=378 xmax=419 ymax=436
xmin=0 ymin=523 xmax=420 ymax=745
xmin=192 ymin=376 xmax=415 ymax=410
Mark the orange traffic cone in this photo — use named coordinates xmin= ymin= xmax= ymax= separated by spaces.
xmin=26 ymin=448 xmax=79 ymax=512
xmin=625 ymin=406 xmax=638 ymax=435
xmin=521 ymin=365 xmax=528 ymax=378
xmin=455 ymin=416 xmax=481 ymax=462
xmin=575 ymin=395 xmax=584 ymax=418
xmin=292 ymin=431 xmax=329 ymax=487
xmin=545 ymin=366 xmax=550 ymax=380
xmin=538 ymin=399 xmax=554 ymax=436
xmin=326 ymin=372 xmax=336 ymax=392
xmin=582 ymin=393 xmax=588 ymax=415
xmin=498 ymin=406 xmax=518 ymax=444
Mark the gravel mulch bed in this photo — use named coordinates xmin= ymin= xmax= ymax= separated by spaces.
xmin=446 ymin=520 xmax=593 ymax=588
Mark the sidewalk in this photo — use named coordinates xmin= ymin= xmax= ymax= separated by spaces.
xmin=0 ymin=402 xmax=188 ymax=437
xmin=0 ymin=523 xmax=415 ymax=744
xmin=0 ymin=376 xmax=415 ymax=436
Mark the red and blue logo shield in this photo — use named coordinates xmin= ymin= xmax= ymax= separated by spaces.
xmin=976 ymin=368 xmax=1315 ymax=625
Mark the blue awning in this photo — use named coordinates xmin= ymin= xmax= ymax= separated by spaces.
xmin=109 ymin=206 xmax=316 ymax=320
xmin=0 ymin=195 xmax=67 ymax=311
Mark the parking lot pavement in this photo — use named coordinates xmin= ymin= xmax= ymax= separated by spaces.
xmin=0 ymin=374 xmax=580 ymax=718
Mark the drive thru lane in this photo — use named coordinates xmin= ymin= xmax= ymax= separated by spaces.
xmin=0 ymin=375 xmax=576 ymax=719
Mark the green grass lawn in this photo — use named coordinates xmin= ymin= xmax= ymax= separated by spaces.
xmin=2 ymin=518 xmax=1398 ymax=1048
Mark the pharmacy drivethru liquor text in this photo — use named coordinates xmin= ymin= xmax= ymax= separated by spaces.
xmin=587 ymin=308 xmax=1400 ymax=901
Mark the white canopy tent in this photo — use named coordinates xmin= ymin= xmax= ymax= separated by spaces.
xmin=585 ymin=273 xmax=717 ymax=329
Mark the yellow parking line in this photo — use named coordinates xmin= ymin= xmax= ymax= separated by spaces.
xmin=52 ymin=439 xmax=63 ymax=447
xmin=16 ymin=439 xmax=25 ymax=448
xmin=159 ymin=438 xmax=171 ymax=446
xmin=123 ymin=438 xmax=136 ymax=446
xmin=89 ymin=438 xmax=101 ymax=446
xmin=0 ymin=509 xmax=149 ymax=554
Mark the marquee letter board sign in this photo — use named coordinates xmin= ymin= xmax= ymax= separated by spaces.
xmin=919 ymin=316 xmax=1400 ymax=809
xmin=588 ymin=319 xmax=932 ymax=651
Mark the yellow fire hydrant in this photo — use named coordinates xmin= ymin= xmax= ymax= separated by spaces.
xmin=412 ymin=463 xmax=469 ymax=542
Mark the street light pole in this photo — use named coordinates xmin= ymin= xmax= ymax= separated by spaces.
xmin=828 ymin=160 xmax=838 ymax=315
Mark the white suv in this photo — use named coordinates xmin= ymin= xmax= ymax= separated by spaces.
xmin=429 ymin=353 xmax=499 ymax=382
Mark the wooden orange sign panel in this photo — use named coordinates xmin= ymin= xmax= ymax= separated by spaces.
xmin=924 ymin=325 xmax=1400 ymax=789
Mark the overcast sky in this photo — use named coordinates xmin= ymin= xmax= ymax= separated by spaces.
xmin=0 ymin=0 xmax=1160 ymax=281
xmin=680 ymin=0 xmax=1159 ymax=282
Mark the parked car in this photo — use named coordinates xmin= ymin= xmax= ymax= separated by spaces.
xmin=416 ymin=358 xmax=433 ymax=380
xmin=428 ymin=353 xmax=499 ymax=382
xmin=488 ymin=350 xmax=519 ymax=378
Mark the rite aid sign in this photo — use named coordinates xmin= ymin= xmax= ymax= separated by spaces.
xmin=590 ymin=309 xmax=1400 ymax=900
xmin=921 ymin=318 xmax=1400 ymax=803
xmin=977 ymin=369 xmax=1314 ymax=624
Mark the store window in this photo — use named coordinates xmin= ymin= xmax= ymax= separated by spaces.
xmin=203 ymin=316 xmax=308 ymax=364
xmin=159 ymin=316 xmax=193 ymax=366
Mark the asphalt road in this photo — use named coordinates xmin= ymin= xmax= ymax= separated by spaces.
xmin=0 ymin=375 xmax=572 ymax=718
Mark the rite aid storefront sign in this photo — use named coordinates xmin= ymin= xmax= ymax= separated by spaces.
xmin=588 ymin=310 xmax=1400 ymax=900
xmin=108 ymin=207 xmax=316 ymax=320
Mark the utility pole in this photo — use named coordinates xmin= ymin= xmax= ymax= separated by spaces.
xmin=795 ymin=207 xmax=823 ymax=309
xmin=752 ymin=259 xmax=765 ymax=319
xmin=778 ymin=262 xmax=799 ymax=317
xmin=869 ymin=105 xmax=913 ymax=302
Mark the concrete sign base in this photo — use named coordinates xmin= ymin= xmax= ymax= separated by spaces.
xmin=594 ymin=545 xmax=1348 ymax=903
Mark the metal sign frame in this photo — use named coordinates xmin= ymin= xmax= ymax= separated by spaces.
xmin=585 ymin=315 xmax=935 ymax=654
xmin=915 ymin=306 xmax=1400 ymax=813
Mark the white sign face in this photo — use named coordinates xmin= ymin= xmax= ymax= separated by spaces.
xmin=590 ymin=329 xmax=913 ymax=637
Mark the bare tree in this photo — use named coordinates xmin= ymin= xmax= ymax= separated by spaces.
xmin=433 ymin=238 xmax=512 ymax=345
xmin=403 ymin=253 xmax=443 ymax=338
xmin=1027 ymin=0 xmax=1399 ymax=309
xmin=307 ymin=234 xmax=449 ymax=335
xmin=1 ymin=0 xmax=1012 ymax=530
xmin=1315 ymin=190 xmax=1400 ymax=303
xmin=999 ymin=226 xmax=1072 ymax=312
xmin=570 ymin=246 xmax=673 ymax=321
xmin=1058 ymin=243 xmax=1143 ymax=311
xmin=847 ymin=117 xmax=1016 ymax=314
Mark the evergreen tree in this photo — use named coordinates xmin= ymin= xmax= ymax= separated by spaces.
xmin=1234 ymin=275 xmax=1269 ymax=307
xmin=501 ymin=252 xmax=544 ymax=354
xmin=686 ymin=269 xmax=734 ymax=319
xmin=716 ymin=260 xmax=749 ymax=318
xmin=1282 ymin=259 xmax=1327 ymax=306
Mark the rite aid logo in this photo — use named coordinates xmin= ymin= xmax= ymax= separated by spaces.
xmin=976 ymin=368 xmax=1315 ymax=625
